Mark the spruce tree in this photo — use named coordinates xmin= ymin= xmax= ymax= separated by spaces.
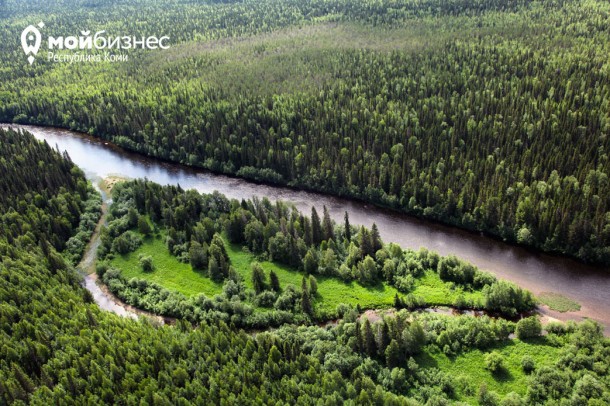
xmin=322 ymin=206 xmax=334 ymax=241
xmin=251 ymin=263 xmax=266 ymax=294
xmin=311 ymin=207 xmax=322 ymax=246
xmin=270 ymin=270 xmax=281 ymax=292
xmin=344 ymin=211 xmax=351 ymax=242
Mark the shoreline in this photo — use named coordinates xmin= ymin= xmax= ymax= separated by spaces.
xmin=2 ymin=122 xmax=608 ymax=269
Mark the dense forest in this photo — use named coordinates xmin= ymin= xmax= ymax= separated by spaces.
xmin=1 ymin=0 xmax=609 ymax=264
xmin=2 ymin=129 xmax=610 ymax=404
xmin=2 ymin=0 xmax=610 ymax=404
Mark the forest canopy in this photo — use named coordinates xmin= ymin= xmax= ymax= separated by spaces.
xmin=0 ymin=0 xmax=608 ymax=264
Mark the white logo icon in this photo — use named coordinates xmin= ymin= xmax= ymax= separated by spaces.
xmin=21 ymin=22 xmax=44 ymax=65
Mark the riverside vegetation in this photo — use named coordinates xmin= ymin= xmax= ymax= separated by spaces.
xmin=0 ymin=0 xmax=609 ymax=265
xmin=98 ymin=178 xmax=535 ymax=328
xmin=2 ymin=129 xmax=610 ymax=405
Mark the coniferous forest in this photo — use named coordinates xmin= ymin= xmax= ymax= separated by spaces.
xmin=2 ymin=0 xmax=610 ymax=405
xmin=0 ymin=0 xmax=609 ymax=264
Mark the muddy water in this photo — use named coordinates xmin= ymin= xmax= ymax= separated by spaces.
xmin=5 ymin=124 xmax=609 ymax=331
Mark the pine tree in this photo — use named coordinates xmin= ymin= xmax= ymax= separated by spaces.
xmin=363 ymin=319 xmax=376 ymax=357
xmin=371 ymin=223 xmax=382 ymax=253
xmin=359 ymin=227 xmax=373 ymax=258
xmin=251 ymin=263 xmax=266 ymax=294
xmin=385 ymin=340 xmax=401 ymax=369
xmin=309 ymin=275 xmax=318 ymax=296
xmin=208 ymin=257 xmax=221 ymax=281
xmin=270 ymin=270 xmax=281 ymax=292
xmin=303 ymin=249 xmax=318 ymax=274
xmin=394 ymin=293 xmax=403 ymax=309
xmin=355 ymin=320 xmax=362 ymax=351
xmin=301 ymin=276 xmax=313 ymax=316
xmin=377 ymin=321 xmax=390 ymax=356
xmin=303 ymin=217 xmax=313 ymax=246
xmin=189 ymin=240 xmax=207 ymax=270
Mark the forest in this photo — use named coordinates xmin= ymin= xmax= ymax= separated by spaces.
xmin=0 ymin=0 xmax=609 ymax=265
xmin=2 ymin=0 xmax=610 ymax=404
xmin=1 ymin=128 xmax=610 ymax=405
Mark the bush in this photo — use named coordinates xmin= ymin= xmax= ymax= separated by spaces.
xmin=96 ymin=261 xmax=109 ymax=278
xmin=521 ymin=355 xmax=535 ymax=374
xmin=274 ymin=285 xmax=300 ymax=311
xmin=483 ymin=281 xmax=534 ymax=316
xmin=500 ymin=392 xmax=526 ymax=406
xmin=139 ymin=255 xmax=154 ymax=272
xmin=515 ymin=317 xmax=541 ymax=339
xmin=112 ymin=231 xmax=142 ymax=254
xmin=478 ymin=383 xmax=500 ymax=406
xmin=544 ymin=321 xmax=568 ymax=335
xmin=138 ymin=215 xmax=152 ymax=235
xmin=484 ymin=351 xmax=505 ymax=374
xmin=255 ymin=291 xmax=277 ymax=308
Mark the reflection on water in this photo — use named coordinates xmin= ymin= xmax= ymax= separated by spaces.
xmin=4 ymin=124 xmax=609 ymax=330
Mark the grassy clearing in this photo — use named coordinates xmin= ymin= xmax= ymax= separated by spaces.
xmin=226 ymin=239 xmax=400 ymax=314
xmin=417 ymin=336 xmax=563 ymax=403
xmin=110 ymin=233 xmax=224 ymax=297
xmin=412 ymin=270 xmax=485 ymax=307
xmin=110 ymin=228 xmax=489 ymax=316
xmin=537 ymin=292 xmax=581 ymax=312
xmin=109 ymin=230 xmax=399 ymax=312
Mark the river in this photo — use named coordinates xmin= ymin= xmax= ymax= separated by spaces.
xmin=4 ymin=124 xmax=609 ymax=331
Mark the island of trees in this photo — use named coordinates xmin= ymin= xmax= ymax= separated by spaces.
xmin=96 ymin=177 xmax=535 ymax=329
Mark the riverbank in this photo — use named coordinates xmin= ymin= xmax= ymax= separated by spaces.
xmin=9 ymin=123 xmax=610 ymax=333
xmin=4 ymin=122 xmax=608 ymax=268
xmin=76 ymin=177 xmax=168 ymax=324
xmin=76 ymin=178 xmax=599 ymax=334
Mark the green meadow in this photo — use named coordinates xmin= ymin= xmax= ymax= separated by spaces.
xmin=110 ymin=229 xmax=485 ymax=315
xmin=417 ymin=336 xmax=563 ymax=403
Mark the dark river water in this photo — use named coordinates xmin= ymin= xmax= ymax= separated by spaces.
xmin=4 ymin=124 xmax=609 ymax=330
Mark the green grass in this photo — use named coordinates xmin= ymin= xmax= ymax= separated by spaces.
xmin=537 ymin=292 xmax=581 ymax=312
xmin=416 ymin=336 xmax=563 ymax=403
xmin=412 ymin=270 xmax=485 ymax=307
xmin=225 ymin=240 xmax=401 ymax=314
xmin=110 ymin=233 xmax=224 ymax=297
xmin=110 ymin=228 xmax=489 ymax=317
xmin=109 ymin=230 xmax=400 ymax=313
